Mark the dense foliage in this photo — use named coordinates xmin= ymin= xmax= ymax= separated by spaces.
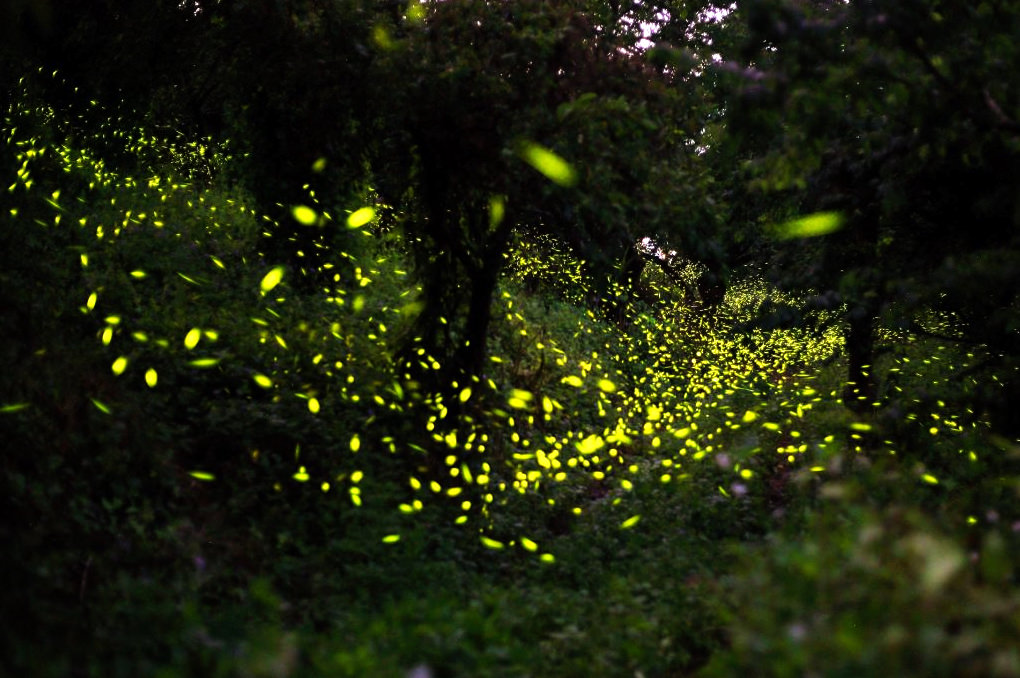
xmin=2 ymin=1 xmax=1018 ymax=676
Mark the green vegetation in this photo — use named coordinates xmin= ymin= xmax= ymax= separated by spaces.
xmin=3 ymin=2 xmax=1019 ymax=676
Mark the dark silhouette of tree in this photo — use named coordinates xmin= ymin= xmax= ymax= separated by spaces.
xmin=727 ymin=0 xmax=1020 ymax=418
xmin=370 ymin=0 xmax=726 ymax=387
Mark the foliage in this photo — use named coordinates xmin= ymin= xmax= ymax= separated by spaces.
xmin=706 ymin=504 xmax=1020 ymax=678
xmin=726 ymin=0 xmax=1020 ymax=416
xmin=2 ymin=4 xmax=1020 ymax=678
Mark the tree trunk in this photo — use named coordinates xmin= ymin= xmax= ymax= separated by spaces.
xmin=455 ymin=260 xmax=501 ymax=381
xmin=842 ymin=307 xmax=877 ymax=412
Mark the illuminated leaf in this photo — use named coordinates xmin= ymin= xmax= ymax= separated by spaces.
xmin=312 ymin=157 xmax=327 ymax=173
xmin=1 ymin=403 xmax=30 ymax=413
xmin=519 ymin=142 xmax=577 ymax=187
xmin=189 ymin=471 xmax=215 ymax=481
xmin=293 ymin=466 xmax=310 ymax=482
xmin=771 ymin=211 xmax=844 ymax=239
xmin=562 ymin=375 xmax=583 ymax=387
xmin=90 ymin=398 xmax=111 ymax=414
xmin=346 ymin=207 xmax=375 ymax=229
xmin=292 ymin=205 xmax=317 ymax=225
xmin=741 ymin=410 xmax=758 ymax=423
xmin=260 ymin=266 xmax=285 ymax=294
xmin=145 ymin=368 xmax=158 ymax=388
xmin=598 ymin=379 xmax=616 ymax=393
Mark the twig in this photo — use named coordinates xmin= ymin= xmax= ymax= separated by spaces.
xmin=79 ymin=555 xmax=93 ymax=604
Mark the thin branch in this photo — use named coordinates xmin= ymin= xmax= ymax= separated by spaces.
xmin=983 ymin=89 xmax=1020 ymax=134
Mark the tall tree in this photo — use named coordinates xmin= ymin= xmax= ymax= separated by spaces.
xmin=728 ymin=0 xmax=1020 ymax=417
xmin=371 ymin=0 xmax=723 ymax=386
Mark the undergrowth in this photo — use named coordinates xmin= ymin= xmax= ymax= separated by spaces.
xmin=2 ymin=71 xmax=1018 ymax=678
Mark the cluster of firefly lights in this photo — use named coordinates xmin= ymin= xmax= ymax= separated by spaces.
xmin=3 ymin=72 xmax=996 ymax=559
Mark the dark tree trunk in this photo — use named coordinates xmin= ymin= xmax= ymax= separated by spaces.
xmin=696 ymin=258 xmax=727 ymax=309
xmin=842 ymin=307 xmax=877 ymax=412
xmin=456 ymin=259 xmax=501 ymax=380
